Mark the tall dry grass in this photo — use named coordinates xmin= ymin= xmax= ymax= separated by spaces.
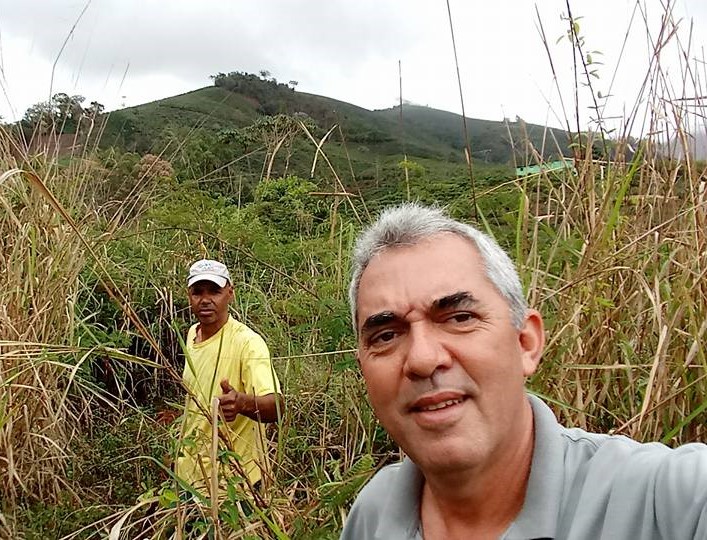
xmin=0 ymin=132 xmax=90 ymax=509
xmin=523 ymin=148 xmax=707 ymax=443
xmin=0 ymin=130 xmax=173 ymax=538
xmin=519 ymin=1 xmax=707 ymax=443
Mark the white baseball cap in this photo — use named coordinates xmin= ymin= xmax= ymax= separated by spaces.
xmin=187 ymin=259 xmax=231 ymax=288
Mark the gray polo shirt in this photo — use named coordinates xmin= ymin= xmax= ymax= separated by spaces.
xmin=340 ymin=394 xmax=707 ymax=539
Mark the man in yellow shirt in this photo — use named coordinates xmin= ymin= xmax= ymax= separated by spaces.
xmin=176 ymin=259 xmax=282 ymax=491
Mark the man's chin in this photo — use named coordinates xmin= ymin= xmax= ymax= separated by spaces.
xmin=403 ymin=438 xmax=482 ymax=474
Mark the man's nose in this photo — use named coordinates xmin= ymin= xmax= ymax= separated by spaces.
xmin=402 ymin=322 xmax=453 ymax=379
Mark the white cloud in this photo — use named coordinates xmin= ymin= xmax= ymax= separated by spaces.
xmin=0 ymin=0 xmax=704 ymax=135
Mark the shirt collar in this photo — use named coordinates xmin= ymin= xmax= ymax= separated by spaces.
xmin=375 ymin=458 xmax=424 ymax=539
xmin=502 ymin=393 xmax=564 ymax=539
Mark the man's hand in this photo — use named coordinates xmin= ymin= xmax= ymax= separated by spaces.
xmin=218 ymin=379 xmax=247 ymax=422
xmin=218 ymin=378 xmax=283 ymax=423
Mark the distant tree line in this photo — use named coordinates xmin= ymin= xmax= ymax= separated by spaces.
xmin=19 ymin=93 xmax=105 ymax=137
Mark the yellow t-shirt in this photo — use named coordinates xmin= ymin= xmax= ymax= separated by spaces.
xmin=175 ymin=316 xmax=281 ymax=488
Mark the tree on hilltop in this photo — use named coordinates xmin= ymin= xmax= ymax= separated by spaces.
xmin=86 ymin=101 xmax=105 ymax=119
xmin=21 ymin=93 xmax=102 ymax=136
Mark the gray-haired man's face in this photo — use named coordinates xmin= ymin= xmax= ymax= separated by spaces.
xmin=355 ymin=233 xmax=543 ymax=476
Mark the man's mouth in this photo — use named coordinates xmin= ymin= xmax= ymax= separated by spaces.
xmin=417 ymin=397 xmax=465 ymax=412
xmin=410 ymin=392 xmax=468 ymax=413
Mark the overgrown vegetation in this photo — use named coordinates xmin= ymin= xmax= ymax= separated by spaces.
xmin=1 ymin=3 xmax=706 ymax=538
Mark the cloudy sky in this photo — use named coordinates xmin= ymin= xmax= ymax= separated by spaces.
xmin=1 ymin=0 xmax=705 ymax=132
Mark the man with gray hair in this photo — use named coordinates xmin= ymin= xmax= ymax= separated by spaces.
xmin=341 ymin=203 xmax=707 ymax=539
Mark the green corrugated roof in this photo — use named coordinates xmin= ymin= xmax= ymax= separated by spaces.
xmin=516 ymin=159 xmax=574 ymax=176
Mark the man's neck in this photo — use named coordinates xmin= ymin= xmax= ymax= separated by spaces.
xmin=420 ymin=407 xmax=535 ymax=540
xmin=195 ymin=316 xmax=229 ymax=343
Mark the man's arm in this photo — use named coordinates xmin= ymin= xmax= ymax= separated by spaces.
xmin=218 ymin=379 xmax=283 ymax=423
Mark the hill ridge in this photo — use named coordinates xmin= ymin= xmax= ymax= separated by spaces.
xmin=103 ymin=74 xmax=571 ymax=165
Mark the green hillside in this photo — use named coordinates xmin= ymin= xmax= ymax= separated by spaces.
xmin=96 ymin=72 xmax=572 ymax=233
xmin=100 ymin=86 xmax=260 ymax=150
xmin=376 ymin=104 xmax=571 ymax=164
xmin=102 ymin=72 xmax=570 ymax=166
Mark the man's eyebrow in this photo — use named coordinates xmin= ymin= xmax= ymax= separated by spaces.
xmin=360 ymin=311 xmax=399 ymax=334
xmin=432 ymin=291 xmax=477 ymax=310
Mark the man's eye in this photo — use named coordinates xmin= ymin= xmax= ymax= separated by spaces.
xmin=447 ymin=312 xmax=475 ymax=324
xmin=370 ymin=330 xmax=397 ymax=345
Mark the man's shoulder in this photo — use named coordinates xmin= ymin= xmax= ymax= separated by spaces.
xmin=531 ymin=394 xmax=672 ymax=467
xmin=225 ymin=317 xmax=259 ymax=336
xmin=342 ymin=460 xmax=421 ymax=539
xmin=524 ymin=396 xmax=707 ymax=538
xmin=223 ymin=317 xmax=266 ymax=345
xmin=560 ymin=425 xmax=640 ymax=453
xmin=559 ymin=421 xmax=707 ymax=500
xmin=559 ymin=424 xmax=683 ymax=467
xmin=352 ymin=461 xmax=405 ymax=508
xmin=554 ymin=426 xmax=707 ymax=538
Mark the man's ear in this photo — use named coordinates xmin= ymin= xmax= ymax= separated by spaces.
xmin=355 ymin=349 xmax=361 ymax=368
xmin=519 ymin=309 xmax=544 ymax=377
